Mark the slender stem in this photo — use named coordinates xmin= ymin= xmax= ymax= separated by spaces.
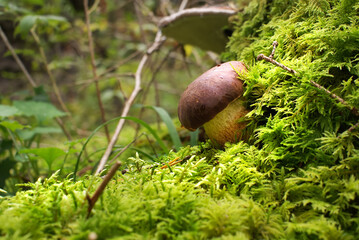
xmin=87 ymin=136 xmax=139 ymax=217
xmin=55 ymin=117 xmax=72 ymax=140
xmin=257 ymin=41 xmax=359 ymax=116
xmin=30 ymin=29 xmax=70 ymax=114
xmin=346 ymin=122 xmax=359 ymax=134
xmin=84 ymin=0 xmax=110 ymax=143
xmin=257 ymin=53 xmax=297 ymax=74
xmin=95 ymin=31 xmax=166 ymax=175
xmin=0 ymin=27 xmax=72 ymax=140
xmin=0 ymin=27 xmax=37 ymax=87
xmin=179 ymin=0 xmax=188 ymax=11
xmin=135 ymin=46 xmax=176 ymax=136
xmin=269 ymin=41 xmax=278 ymax=59
xmin=87 ymin=161 xmax=122 ymax=217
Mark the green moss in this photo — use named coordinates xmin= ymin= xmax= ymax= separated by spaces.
xmin=1 ymin=0 xmax=359 ymax=239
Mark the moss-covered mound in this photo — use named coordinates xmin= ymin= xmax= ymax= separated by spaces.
xmin=1 ymin=0 xmax=359 ymax=239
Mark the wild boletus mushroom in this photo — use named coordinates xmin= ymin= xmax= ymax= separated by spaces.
xmin=178 ymin=61 xmax=249 ymax=146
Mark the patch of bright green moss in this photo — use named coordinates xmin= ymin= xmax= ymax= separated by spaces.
xmin=1 ymin=0 xmax=359 ymax=239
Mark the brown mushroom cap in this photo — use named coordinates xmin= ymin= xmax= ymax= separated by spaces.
xmin=178 ymin=61 xmax=246 ymax=131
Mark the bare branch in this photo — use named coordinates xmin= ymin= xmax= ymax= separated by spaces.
xmin=0 ymin=27 xmax=73 ymax=140
xmin=87 ymin=161 xmax=122 ymax=217
xmin=269 ymin=40 xmax=278 ymax=59
xmin=257 ymin=41 xmax=359 ymax=116
xmin=84 ymin=0 xmax=110 ymax=143
xmin=95 ymin=31 xmax=166 ymax=175
xmin=179 ymin=0 xmax=188 ymax=11
xmin=0 ymin=27 xmax=37 ymax=88
xmin=31 ymin=29 xmax=71 ymax=115
xmin=257 ymin=53 xmax=297 ymax=74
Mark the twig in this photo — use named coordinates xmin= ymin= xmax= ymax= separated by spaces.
xmin=86 ymin=161 xmax=122 ymax=217
xmin=74 ymin=73 xmax=135 ymax=86
xmin=257 ymin=53 xmax=297 ymax=75
xmin=0 ymin=27 xmax=37 ymax=88
xmin=179 ymin=0 xmax=188 ymax=11
xmin=84 ymin=0 xmax=110 ymax=143
xmin=108 ymin=133 xmax=143 ymax=165
xmin=55 ymin=117 xmax=72 ymax=140
xmin=257 ymin=41 xmax=359 ymax=116
xmin=134 ymin=0 xmax=148 ymax=45
xmin=87 ymin=136 xmax=138 ymax=217
xmin=269 ymin=41 xmax=278 ymax=59
xmin=95 ymin=31 xmax=166 ymax=175
xmin=30 ymin=29 xmax=70 ymax=114
xmin=347 ymin=122 xmax=359 ymax=133
xmin=0 ymin=27 xmax=72 ymax=140
xmin=135 ymin=45 xmax=177 ymax=136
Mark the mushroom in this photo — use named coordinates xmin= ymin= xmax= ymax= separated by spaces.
xmin=178 ymin=61 xmax=249 ymax=146
xmin=158 ymin=6 xmax=237 ymax=53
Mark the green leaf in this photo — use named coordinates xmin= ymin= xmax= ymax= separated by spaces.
xmin=15 ymin=15 xmax=38 ymax=37
xmin=0 ymin=105 xmax=20 ymax=117
xmin=20 ymin=147 xmax=66 ymax=170
xmin=15 ymin=14 xmax=69 ymax=38
xmin=18 ymin=127 xmax=62 ymax=140
xmin=13 ymin=100 xmax=66 ymax=122
xmin=145 ymin=106 xmax=182 ymax=151
xmin=0 ymin=120 xmax=29 ymax=132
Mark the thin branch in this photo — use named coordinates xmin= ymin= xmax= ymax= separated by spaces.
xmin=95 ymin=31 xmax=166 ymax=175
xmin=0 ymin=27 xmax=72 ymax=140
xmin=269 ymin=40 xmax=278 ymax=59
xmin=257 ymin=53 xmax=297 ymax=75
xmin=179 ymin=0 xmax=188 ymax=11
xmin=134 ymin=0 xmax=148 ymax=45
xmin=257 ymin=41 xmax=359 ymax=116
xmin=55 ymin=117 xmax=73 ymax=140
xmin=87 ymin=161 xmax=122 ymax=217
xmin=135 ymin=45 xmax=177 ymax=136
xmin=74 ymin=73 xmax=135 ymax=86
xmin=347 ymin=122 xmax=359 ymax=133
xmin=87 ymin=136 xmax=139 ymax=217
xmin=0 ymin=27 xmax=36 ymax=87
xmin=84 ymin=0 xmax=110 ymax=143
xmin=30 ymin=29 xmax=70 ymax=114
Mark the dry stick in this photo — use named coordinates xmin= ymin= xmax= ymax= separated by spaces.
xmin=86 ymin=161 xmax=121 ymax=217
xmin=179 ymin=0 xmax=189 ymax=11
xmin=134 ymin=0 xmax=148 ymax=45
xmin=258 ymin=41 xmax=359 ymax=135
xmin=269 ymin=41 xmax=278 ymax=59
xmin=257 ymin=41 xmax=359 ymax=115
xmin=135 ymin=46 xmax=177 ymax=137
xmin=74 ymin=50 xmax=141 ymax=87
xmin=257 ymin=54 xmax=298 ymax=75
xmin=31 ymin=29 xmax=70 ymax=114
xmin=0 ymin=27 xmax=72 ymax=140
xmin=83 ymin=0 xmax=110 ymax=143
xmin=87 ymin=137 xmax=138 ymax=217
xmin=0 ymin=27 xmax=37 ymax=88
xmin=30 ymin=29 xmax=74 ymax=140
xmin=347 ymin=122 xmax=359 ymax=133
xmin=95 ymin=31 xmax=166 ymax=175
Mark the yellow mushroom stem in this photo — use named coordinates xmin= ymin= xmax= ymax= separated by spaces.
xmin=203 ymin=97 xmax=249 ymax=146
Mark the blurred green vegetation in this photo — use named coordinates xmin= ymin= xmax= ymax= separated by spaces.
xmin=1 ymin=0 xmax=359 ymax=239
xmin=0 ymin=0 xmax=215 ymax=193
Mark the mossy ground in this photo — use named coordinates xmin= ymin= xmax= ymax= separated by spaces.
xmin=1 ymin=0 xmax=359 ymax=239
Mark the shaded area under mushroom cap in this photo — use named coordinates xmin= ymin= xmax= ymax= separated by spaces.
xmin=178 ymin=61 xmax=246 ymax=130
